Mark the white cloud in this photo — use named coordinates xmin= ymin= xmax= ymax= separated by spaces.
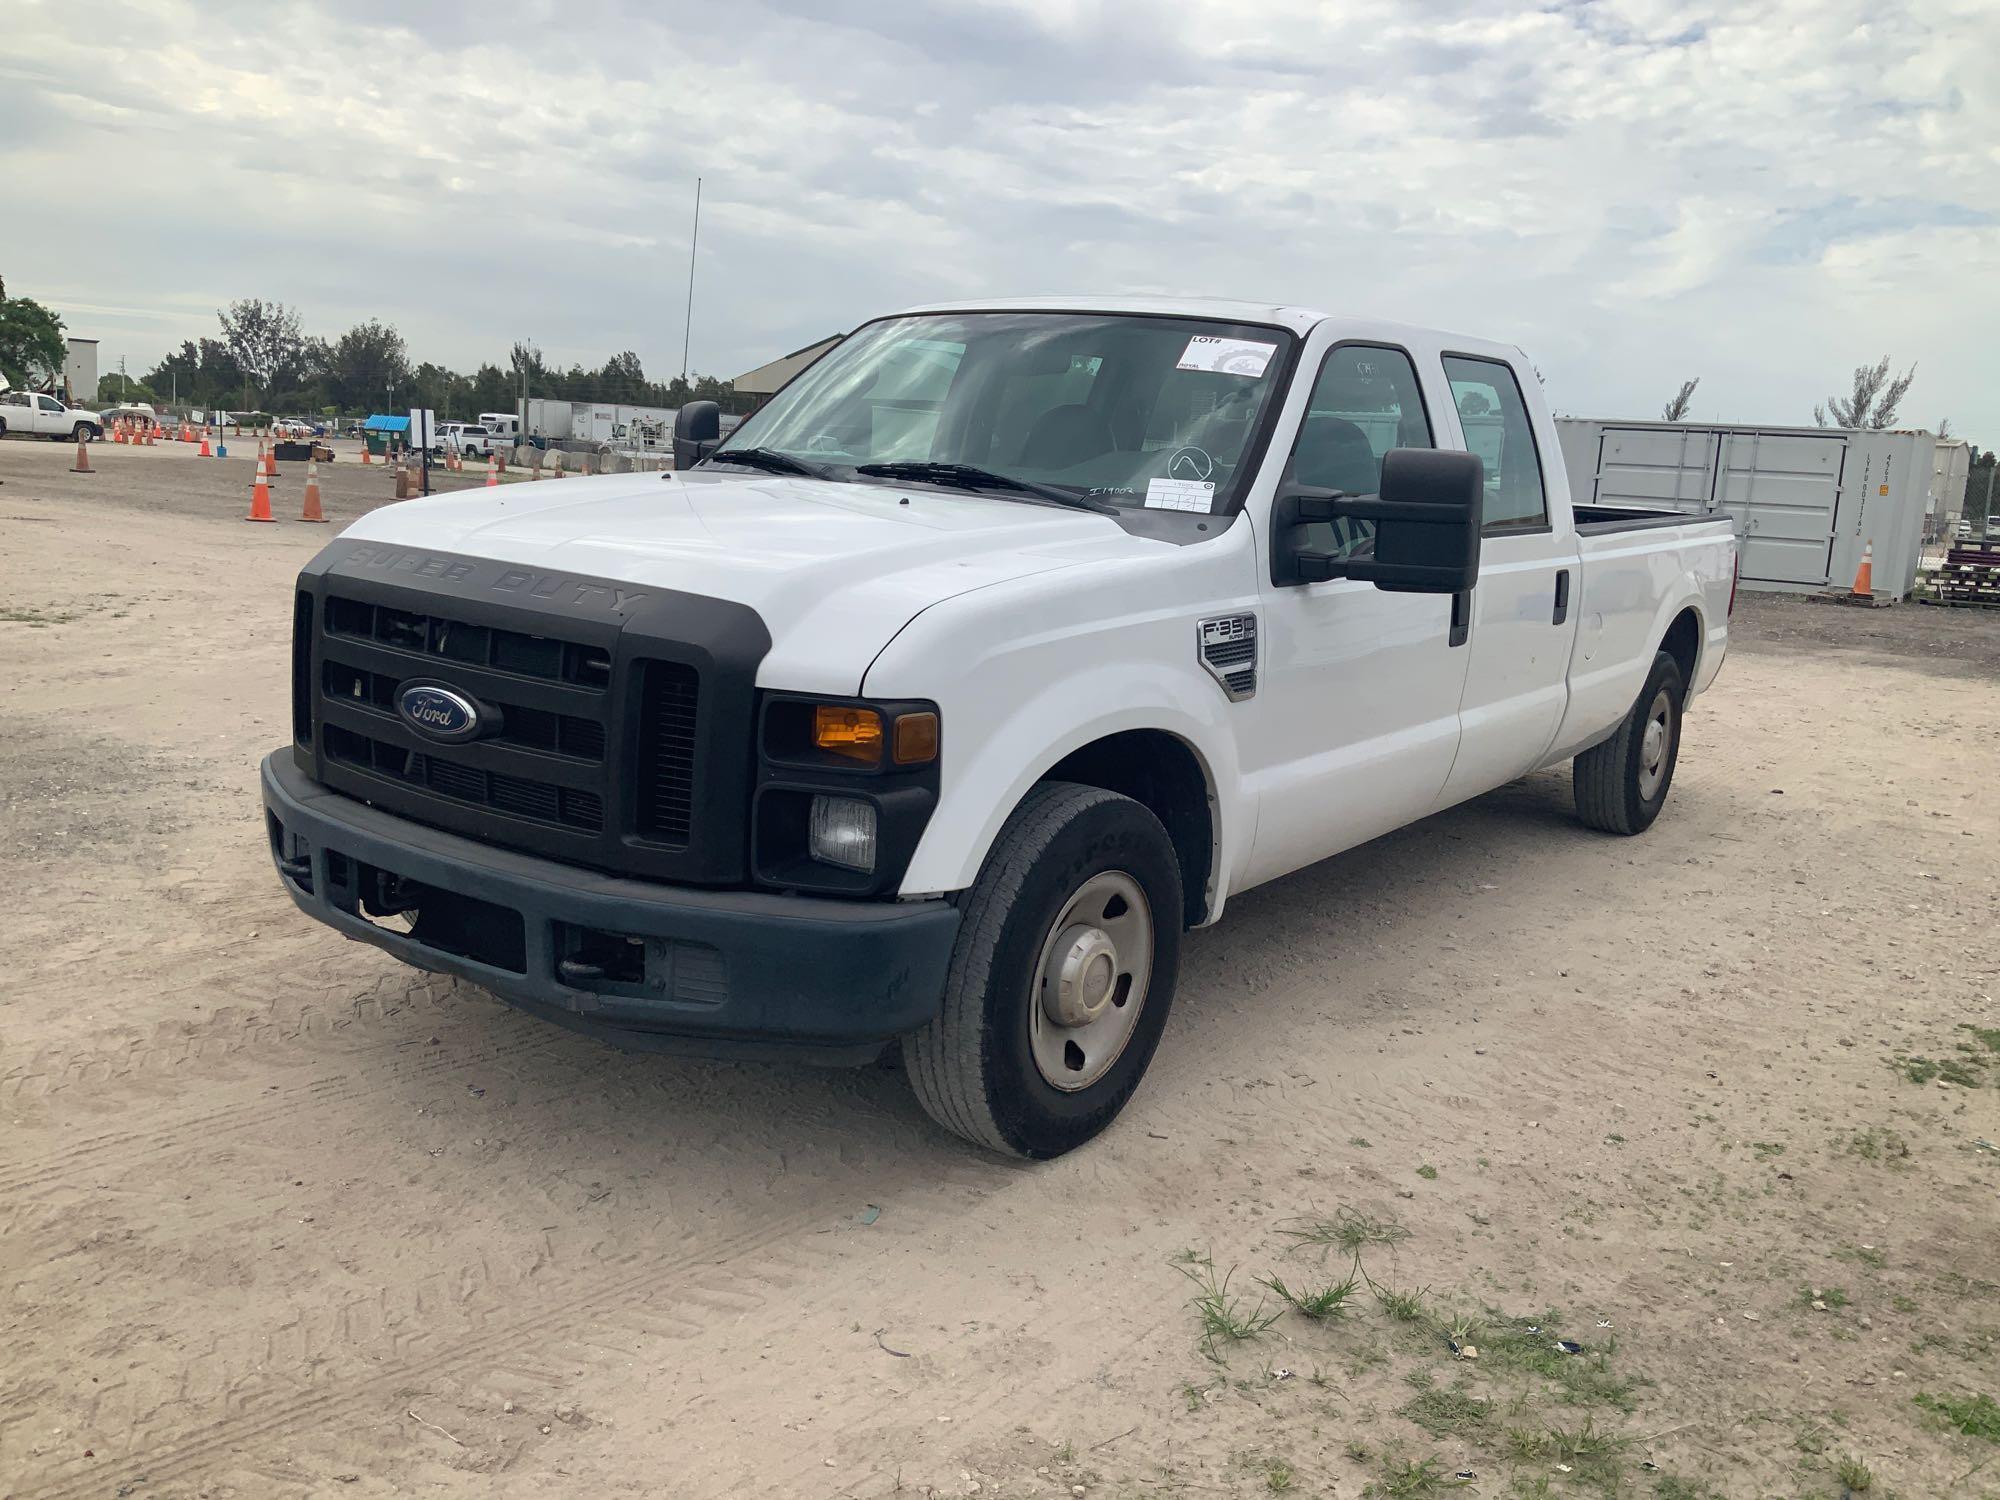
xmin=3 ymin=0 xmax=1995 ymax=434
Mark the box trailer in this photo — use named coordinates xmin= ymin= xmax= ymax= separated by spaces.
xmin=1555 ymin=419 xmax=1940 ymax=601
xmin=520 ymin=398 xmax=682 ymax=453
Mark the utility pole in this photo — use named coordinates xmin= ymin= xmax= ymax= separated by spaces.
xmin=681 ymin=176 xmax=702 ymax=386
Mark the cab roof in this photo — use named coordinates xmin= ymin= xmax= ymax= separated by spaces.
xmin=891 ymin=295 xmax=1524 ymax=364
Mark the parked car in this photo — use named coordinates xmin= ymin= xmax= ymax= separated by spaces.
xmin=0 ymin=387 xmax=105 ymax=443
xmin=263 ymin=296 xmax=1737 ymax=1157
xmin=434 ymin=422 xmax=496 ymax=459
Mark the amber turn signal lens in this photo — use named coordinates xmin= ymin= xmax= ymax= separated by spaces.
xmin=813 ymin=705 xmax=883 ymax=762
xmin=892 ymin=711 xmax=940 ymax=765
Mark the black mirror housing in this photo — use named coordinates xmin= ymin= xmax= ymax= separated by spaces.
xmin=1270 ymin=447 xmax=1483 ymax=594
xmin=673 ymin=400 xmax=722 ymax=471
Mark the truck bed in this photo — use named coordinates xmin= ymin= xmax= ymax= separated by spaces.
xmin=1573 ymin=502 xmax=1734 ymax=536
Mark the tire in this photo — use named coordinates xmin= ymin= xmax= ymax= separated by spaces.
xmin=1574 ymin=650 xmax=1685 ymax=835
xmin=72 ymin=424 xmax=94 ymax=444
xmin=904 ymin=781 xmax=1183 ymax=1158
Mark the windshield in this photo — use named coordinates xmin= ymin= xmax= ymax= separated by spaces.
xmin=713 ymin=311 xmax=1295 ymax=515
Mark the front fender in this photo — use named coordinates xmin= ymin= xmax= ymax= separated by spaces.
xmin=895 ymin=658 xmax=1242 ymax=908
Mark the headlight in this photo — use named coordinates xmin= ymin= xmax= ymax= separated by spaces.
xmin=754 ymin=694 xmax=941 ymax=895
xmin=809 ymin=795 xmax=878 ymax=872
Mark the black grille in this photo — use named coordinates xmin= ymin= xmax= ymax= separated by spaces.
xmin=325 ymin=595 xmax=611 ymax=689
xmin=324 ymin=725 xmax=606 ymax=832
xmin=297 ymin=546 xmax=766 ymax=886
xmin=636 ymin=661 xmax=700 ymax=846
xmin=321 ymin=661 xmax=607 ymax=761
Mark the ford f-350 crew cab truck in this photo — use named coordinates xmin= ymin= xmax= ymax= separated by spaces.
xmin=263 ymin=297 xmax=1736 ymax=1158
xmin=0 ymin=385 xmax=105 ymax=442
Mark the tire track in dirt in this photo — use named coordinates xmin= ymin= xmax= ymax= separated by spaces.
xmin=13 ymin=1156 xmax=1026 ymax=1500
xmin=0 ymin=1023 xmax=562 ymax=1209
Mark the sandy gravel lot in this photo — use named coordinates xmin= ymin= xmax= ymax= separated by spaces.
xmin=3 ymin=438 xmax=1998 ymax=1499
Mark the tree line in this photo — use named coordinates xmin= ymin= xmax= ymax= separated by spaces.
xmin=58 ymin=295 xmax=754 ymax=418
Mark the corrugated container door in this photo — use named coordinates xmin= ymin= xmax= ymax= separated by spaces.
xmin=1590 ymin=428 xmax=1719 ymax=512
xmin=1716 ymin=432 xmax=1846 ymax=587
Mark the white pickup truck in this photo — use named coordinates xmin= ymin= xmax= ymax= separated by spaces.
xmin=0 ymin=386 xmax=105 ymax=443
xmin=263 ymin=297 xmax=1736 ymax=1157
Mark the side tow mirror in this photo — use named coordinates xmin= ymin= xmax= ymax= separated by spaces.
xmin=672 ymin=400 xmax=722 ymax=471
xmin=1270 ymin=448 xmax=1483 ymax=593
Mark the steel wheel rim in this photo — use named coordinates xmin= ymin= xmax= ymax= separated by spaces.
xmin=1638 ymin=689 xmax=1672 ymax=800
xmin=1028 ymin=870 xmax=1153 ymax=1092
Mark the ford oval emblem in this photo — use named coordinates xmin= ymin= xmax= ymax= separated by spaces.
xmin=397 ymin=683 xmax=483 ymax=743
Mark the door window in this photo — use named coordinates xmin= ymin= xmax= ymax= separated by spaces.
xmin=37 ymin=395 xmax=63 ymax=414
xmin=1442 ymin=355 xmax=1546 ymax=530
xmin=1284 ymin=343 xmax=1433 ymax=561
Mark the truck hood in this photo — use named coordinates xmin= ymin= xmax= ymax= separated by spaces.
xmin=336 ymin=468 xmax=1157 ymax=692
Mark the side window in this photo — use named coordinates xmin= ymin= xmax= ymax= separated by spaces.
xmin=1284 ymin=344 xmax=1433 ymax=561
xmin=1442 ymin=355 xmax=1547 ymax=530
xmin=38 ymin=395 xmax=63 ymax=414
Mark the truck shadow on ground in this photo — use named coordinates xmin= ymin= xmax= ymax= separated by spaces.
xmin=357 ymin=763 xmax=1645 ymax=1195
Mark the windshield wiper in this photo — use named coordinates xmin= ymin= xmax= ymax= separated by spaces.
xmin=703 ymin=446 xmax=841 ymax=481
xmin=852 ymin=461 xmax=1118 ymax=516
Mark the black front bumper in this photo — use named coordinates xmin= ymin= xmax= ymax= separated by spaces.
xmin=261 ymin=752 xmax=959 ymax=1063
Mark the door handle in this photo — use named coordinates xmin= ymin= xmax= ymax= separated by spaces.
xmin=1552 ymin=569 xmax=1571 ymax=626
xmin=1449 ymin=589 xmax=1471 ymax=648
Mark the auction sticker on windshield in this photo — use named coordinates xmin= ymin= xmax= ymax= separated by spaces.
xmin=1144 ymin=477 xmax=1216 ymax=512
xmin=1176 ymin=336 xmax=1277 ymax=377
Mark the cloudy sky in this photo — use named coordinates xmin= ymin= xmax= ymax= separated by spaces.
xmin=7 ymin=0 xmax=1997 ymax=435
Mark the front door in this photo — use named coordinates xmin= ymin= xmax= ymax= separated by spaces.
xmin=1436 ymin=354 xmax=1579 ymax=806
xmin=1240 ymin=341 xmax=1472 ymax=888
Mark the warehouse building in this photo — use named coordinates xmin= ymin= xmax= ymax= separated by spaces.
xmin=732 ymin=334 xmax=841 ymax=410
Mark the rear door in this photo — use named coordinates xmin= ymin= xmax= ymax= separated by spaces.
xmin=1434 ymin=353 xmax=1580 ymax=807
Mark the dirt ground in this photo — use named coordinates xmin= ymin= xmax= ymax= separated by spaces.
xmin=2 ymin=437 xmax=1997 ymax=1500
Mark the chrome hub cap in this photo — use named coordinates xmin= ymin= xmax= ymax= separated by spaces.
xmin=1638 ymin=689 xmax=1672 ymax=800
xmin=1030 ymin=871 xmax=1153 ymax=1091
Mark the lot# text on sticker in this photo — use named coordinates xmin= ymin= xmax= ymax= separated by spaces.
xmin=1145 ymin=477 xmax=1215 ymax=512
xmin=1176 ymin=336 xmax=1276 ymax=378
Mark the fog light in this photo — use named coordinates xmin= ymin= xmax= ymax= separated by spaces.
xmin=809 ymin=795 xmax=877 ymax=872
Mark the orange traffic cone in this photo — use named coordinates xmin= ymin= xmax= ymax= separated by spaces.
xmin=580 ymin=455 xmax=592 ymax=478
xmin=246 ymin=460 xmax=275 ymax=521
xmin=485 ymin=453 xmax=500 ymax=487
xmin=70 ymin=434 xmax=94 ymax=473
xmin=197 ymin=429 xmax=211 ymax=458
xmin=1850 ymin=542 xmax=1874 ymax=598
xmin=298 ymin=458 xmax=327 ymax=522
xmin=530 ymin=460 xmax=542 ymax=481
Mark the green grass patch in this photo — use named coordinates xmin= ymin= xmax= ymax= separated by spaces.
xmin=1914 ymin=1390 xmax=2000 ymax=1442
xmin=1176 ymin=1253 xmax=1279 ymax=1359
xmin=1843 ymin=1125 xmax=1910 ymax=1162
xmin=1399 ymin=1372 xmax=1491 ymax=1437
xmin=1259 ymin=1270 xmax=1361 ymax=1320
xmin=1278 ymin=1207 xmax=1411 ymax=1257
xmin=1415 ymin=1164 xmax=1438 ymax=1180
xmin=1368 ymin=1454 xmax=1470 ymax=1497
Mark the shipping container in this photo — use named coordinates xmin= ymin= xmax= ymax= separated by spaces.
xmin=1555 ymin=419 xmax=1941 ymax=601
xmin=1928 ymin=439 xmax=1971 ymax=542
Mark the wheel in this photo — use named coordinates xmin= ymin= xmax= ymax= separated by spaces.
xmin=72 ymin=424 xmax=94 ymax=444
xmin=903 ymin=782 xmax=1183 ymax=1158
xmin=1574 ymin=650 xmax=1685 ymax=835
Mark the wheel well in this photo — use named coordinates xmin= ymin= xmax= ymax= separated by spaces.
xmin=1042 ymin=730 xmax=1214 ymax=928
xmin=1660 ymin=607 xmax=1700 ymax=696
